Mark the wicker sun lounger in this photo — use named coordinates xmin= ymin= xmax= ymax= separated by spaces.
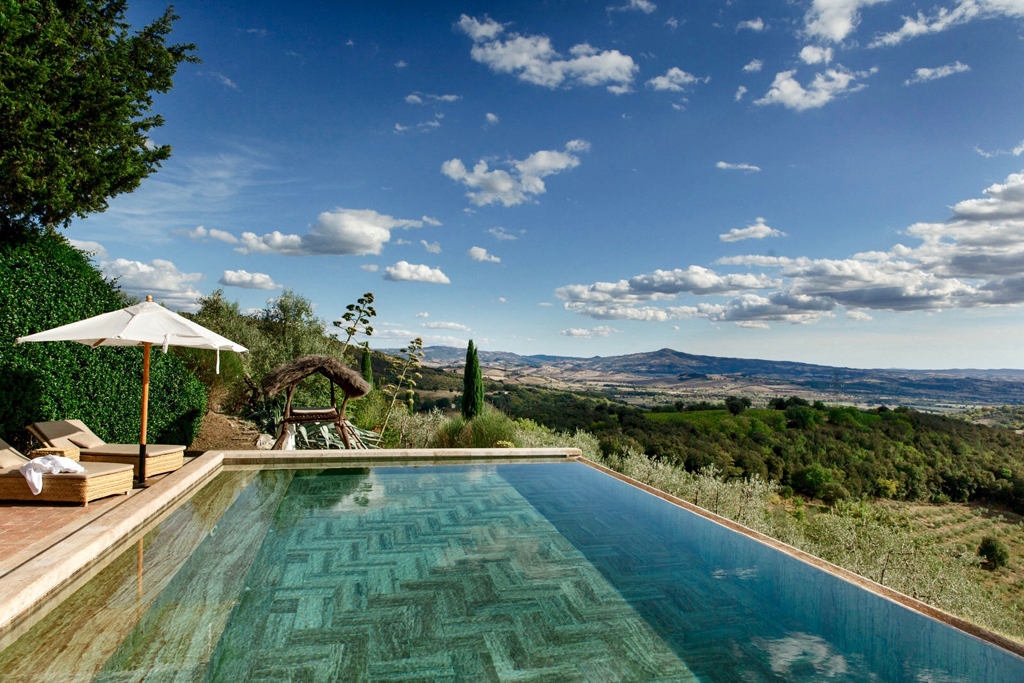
xmin=27 ymin=420 xmax=184 ymax=478
xmin=0 ymin=438 xmax=133 ymax=506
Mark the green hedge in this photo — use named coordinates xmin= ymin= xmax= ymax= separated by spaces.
xmin=0 ymin=231 xmax=207 ymax=451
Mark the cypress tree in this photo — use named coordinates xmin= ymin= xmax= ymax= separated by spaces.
xmin=463 ymin=340 xmax=484 ymax=418
xmin=361 ymin=349 xmax=374 ymax=390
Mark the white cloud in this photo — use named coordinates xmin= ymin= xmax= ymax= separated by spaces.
xmin=804 ymin=0 xmax=889 ymax=42
xmin=383 ymin=261 xmax=451 ymax=284
xmin=666 ymin=17 xmax=680 ymax=30
xmin=415 ymin=312 xmax=430 ymax=318
xmin=422 ymin=321 xmax=471 ymax=331
xmin=237 ymin=208 xmax=423 ymax=256
xmin=870 ymin=0 xmax=1024 ymax=48
xmin=719 ymin=217 xmax=787 ymax=242
xmin=488 ymin=226 xmax=519 ymax=240
xmin=742 ymin=59 xmax=764 ymax=73
xmin=101 ymin=258 xmax=203 ymax=311
xmin=904 ymin=61 xmax=970 ymax=86
xmin=608 ymin=0 xmax=656 ymax=14
xmin=846 ymin=309 xmax=873 ymax=320
xmin=737 ymin=18 xmax=766 ymax=31
xmin=395 ymin=60 xmax=408 ymax=68
xmin=421 ymin=216 xmax=442 ymax=226
xmin=468 ymin=246 xmax=500 ymax=262
xmin=537 ymin=302 xmax=554 ymax=307
xmin=206 ymin=72 xmax=238 ymax=90
xmin=485 ymin=112 xmax=500 ymax=125
xmin=735 ymin=321 xmax=771 ymax=329
xmin=219 ymin=269 xmax=281 ymax=290
xmin=405 ymin=92 xmax=461 ymax=104
xmin=360 ymin=264 xmax=379 ymax=272
xmin=69 ymin=240 xmax=108 ymax=258
xmin=560 ymin=326 xmax=619 ymax=338
xmin=716 ymin=161 xmax=761 ymax=173
xmin=557 ymin=266 xmax=776 ymax=304
xmin=345 ymin=39 xmax=354 ymax=47
xmin=421 ymin=240 xmax=442 ymax=253
xmin=442 ymin=140 xmax=588 ymax=207
xmin=755 ymin=66 xmax=877 ymax=111
xmin=646 ymin=67 xmax=708 ymax=92
xmin=456 ymin=14 xmax=638 ymax=94
xmin=735 ymin=86 xmax=748 ymax=101
xmin=799 ymin=45 xmax=833 ymax=65
xmin=172 ymin=225 xmax=239 ymax=244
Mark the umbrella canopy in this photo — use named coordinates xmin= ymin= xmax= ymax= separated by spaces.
xmin=17 ymin=300 xmax=246 ymax=353
xmin=16 ymin=297 xmax=247 ymax=483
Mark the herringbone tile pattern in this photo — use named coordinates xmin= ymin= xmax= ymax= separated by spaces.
xmin=204 ymin=467 xmax=697 ymax=681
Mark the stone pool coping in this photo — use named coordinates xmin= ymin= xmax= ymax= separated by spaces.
xmin=0 ymin=449 xmax=1021 ymax=663
xmin=0 ymin=447 xmax=579 ymax=646
xmin=579 ymin=458 xmax=1024 ymax=661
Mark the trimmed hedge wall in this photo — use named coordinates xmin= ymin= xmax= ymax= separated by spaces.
xmin=0 ymin=231 xmax=207 ymax=451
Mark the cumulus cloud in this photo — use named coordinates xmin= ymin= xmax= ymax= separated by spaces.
xmin=755 ymin=65 xmax=877 ymax=111
xmin=456 ymin=14 xmax=638 ymax=94
xmin=646 ymin=67 xmax=709 ymax=92
xmin=405 ymin=92 xmax=461 ymax=104
xmin=666 ymin=17 xmax=680 ymax=30
xmin=421 ymin=240 xmax=442 ymax=254
xmin=735 ymin=86 xmax=748 ymax=101
xmin=422 ymin=216 xmax=442 ymax=226
xmin=559 ymin=168 xmax=1024 ymax=326
xmin=442 ymin=140 xmax=588 ymax=207
xmin=69 ymin=240 xmax=109 ymax=258
xmin=421 ymin=321 xmax=471 ymax=331
xmin=468 ymin=246 xmax=500 ymax=262
xmin=415 ymin=312 xmax=429 ymax=318
xmin=804 ymin=0 xmax=889 ymax=42
xmin=608 ymin=0 xmax=656 ymax=13
xmin=219 ymin=269 xmax=281 ymax=290
xmin=488 ymin=226 xmax=519 ymax=240
xmin=172 ymin=225 xmax=239 ymax=244
xmin=560 ymin=326 xmax=619 ymax=338
xmin=720 ymin=217 xmax=786 ymax=242
xmin=395 ymin=60 xmax=408 ymax=68
xmin=742 ymin=59 xmax=763 ymax=73
xmin=360 ymin=264 xmax=379 ymax=272
xmin=716 ymin=161 xmax=761 ymax=173
xmin=383 ymin=261 xmax=450 ymax=284
xmin=870 ymin=0 xmax=1024 ymax=47
xmin=485 ymin=112 xmax=500 ymax=125
xmin=799 ymin=45 xmax=833 ymax=65
xmin=236 ymin=208 xmax=423 ymax=256
xmin=101 ymin=258 xmax=203 ymax=311
xmin=737 ymin=17 xmax=766 ymax=31
xmin=904 ymin=61 xmax=970 ymax=86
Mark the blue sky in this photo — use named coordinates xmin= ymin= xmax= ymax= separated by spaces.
xmin=71 ymin=0 xmax=1024 ymax=368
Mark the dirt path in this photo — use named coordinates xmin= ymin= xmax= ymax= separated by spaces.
xmin=190 ymin=411 xmax=263 ymax=452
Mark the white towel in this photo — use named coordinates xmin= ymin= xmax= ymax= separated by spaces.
xmin=19 ymin=456 xmax=86 ymax=495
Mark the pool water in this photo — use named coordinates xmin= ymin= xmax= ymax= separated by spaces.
xmin=1 ymin=462 xmax=1021 ymax=681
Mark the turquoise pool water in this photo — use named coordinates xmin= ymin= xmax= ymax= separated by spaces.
xmin=1 ymin=462 xmax=1021 ymax=681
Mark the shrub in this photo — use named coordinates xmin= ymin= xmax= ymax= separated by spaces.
xmin=0 ymin=232 xmax=207 ymax=450
xmin=978 ymin=536 xmax=1010 ymax=570
xmin=467 ymin=407 xmax=520 ymax=448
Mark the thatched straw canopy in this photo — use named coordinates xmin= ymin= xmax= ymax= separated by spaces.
xmin=262 ymin=355 xmax=371 ymax=399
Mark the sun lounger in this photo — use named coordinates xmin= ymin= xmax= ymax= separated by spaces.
xmin=27 ymin=420 xmax=184 ymax=478
xmin=0 ymin=438 xmax=133 ymax=506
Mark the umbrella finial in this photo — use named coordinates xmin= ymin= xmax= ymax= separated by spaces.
xmin=146 ymin=295 xmax=153 ymax=302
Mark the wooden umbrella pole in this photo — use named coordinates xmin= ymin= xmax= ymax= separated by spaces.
xmin=139 ymin=340 xmax=151 ymax=484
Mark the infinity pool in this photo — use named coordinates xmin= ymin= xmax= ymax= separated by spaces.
xmin=1 ymin=462 xmax=1021 ymax=681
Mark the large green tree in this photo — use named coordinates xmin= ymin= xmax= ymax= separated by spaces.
xmin=462 ymin=340 xmax=484 ymax=419
xmin=0 ymin=0 xmax=199 ymax=233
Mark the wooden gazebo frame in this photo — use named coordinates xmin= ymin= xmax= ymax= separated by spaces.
xmin=261 ymin=355 xmax=372 ymax=450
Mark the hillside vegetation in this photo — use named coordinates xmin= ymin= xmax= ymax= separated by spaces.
xmin=491 ymin=387 xmax=1024 ymax=512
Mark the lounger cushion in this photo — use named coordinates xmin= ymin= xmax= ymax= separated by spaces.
xmin=69 ymin=432 xmax=105 ymax=449
xmin=80 ymin=444 xmax=183 ymax=458
xmin=0 ymin=438 xmax=29 ymax=469
xmin=0 ymin=461 xmax=133 ymax=479
xmin=28 ymin=420 xmax=94 ymax=450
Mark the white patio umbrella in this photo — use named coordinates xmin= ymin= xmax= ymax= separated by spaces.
xmin=16 ymin=296 xmax=247 ymax=483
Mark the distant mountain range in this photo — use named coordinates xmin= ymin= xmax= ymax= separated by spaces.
xmin=391 ymin=346 xmax=1024 ymax=407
